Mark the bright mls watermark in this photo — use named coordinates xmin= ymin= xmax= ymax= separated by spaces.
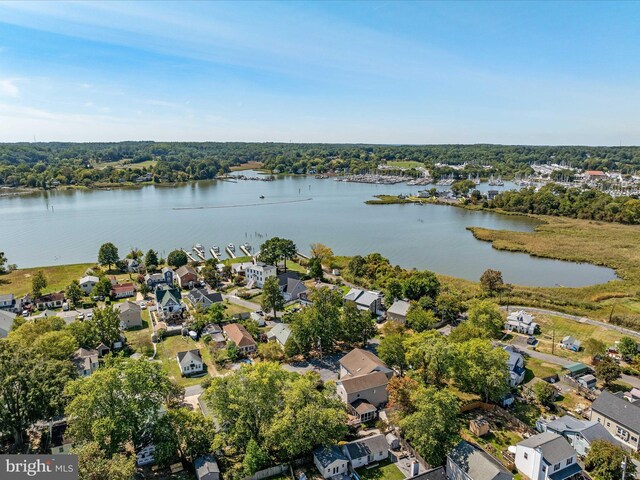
xmin=1 ymin=455 xmax=78 ymax=480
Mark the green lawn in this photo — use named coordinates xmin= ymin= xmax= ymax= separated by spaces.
xmin=224 ymin=300 xmax=254 ymax=317
xmin=356 ymin=460 xmax=405 ymax=480
xmin=0 ymin=263 xmax=94 ymax=296
xmin=524 ymin=357 xmax=562 ymax=381
xmin=533 ymin=314 xmax=625 ymax=363
xmin=385 ymin=160 xmax=424 ymax=169
xmin=156 ymin=335 xmax=215 ymax=387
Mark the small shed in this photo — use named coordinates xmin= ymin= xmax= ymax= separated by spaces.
xmin=470 ymin=418 xmax=490 ymax=437
xmin=577 ymin=374 xmax=597 ymax=390
xmin=386 ymin=432 xmax=400 ymax=451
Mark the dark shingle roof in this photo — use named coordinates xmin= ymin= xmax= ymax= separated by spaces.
xmin=591 ymin=390 xmax=640 ymax=434
xmin=314 ymin=446 xmax=347 ymax=469
xmin=448 ymin=441 xmax=513 ymax=480
xmin=343 ymin=434 xmax=388 ymax=460
xmin=339 ymin=371 xmax=388 ymax=394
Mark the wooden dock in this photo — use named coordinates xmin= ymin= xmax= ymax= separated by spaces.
xmin=209 ymin=248 xmax=221 ymax=261
xmin=225 ymin=246 xmax=237 ymax=259
xmin=181 ymin=249 xmax=198 ymax=263
xmin=239 ymin=244 xmax=253 ymax=257
xmin=193 ymin=248 xmax=206 ymax=261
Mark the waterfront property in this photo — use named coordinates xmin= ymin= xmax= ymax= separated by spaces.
xmin=245 ymin=262 xmax=277 ymax=289
xmin=505 ymin=310 xmax=538 ymax=335
xmin=79 ymin=275 xmax=99 ymax=295
xmin=343 ymin=288 xmax=384 ymax=315
xmin=387 ymin=300 xmax=411 ymax=323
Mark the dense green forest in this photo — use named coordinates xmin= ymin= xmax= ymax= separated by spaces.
xmin=488 ymin=184 xmax=640 ymax=224
xmin=1 ymin=142 xmax=640 ymax=188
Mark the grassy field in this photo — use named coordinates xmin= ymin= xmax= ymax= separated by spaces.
xmin=532 ymin=314 xmax=624 ymax=362
xmin=229 ymin=161 xmax=264 ymax=171
xmin=156 ymin=334 xmax=215 ymax=387
xmin=0 ymin=263 xmax=94 ymax=296
xmin=468 ymin=216 xmax=640 ymax=322
xmin=356 ymin=460 xmax=405 ymax=480
xmin=385 ymin=160 xmax=424 ymax=169
xmin=224 ymin=300 xmax=253 ymax=317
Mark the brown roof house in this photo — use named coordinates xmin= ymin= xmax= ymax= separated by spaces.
xmin=176 ymin=265 xmax=198 ymax=289
xmin=336 ymin=348 xmax=393 ymax=423
xmin=223 ymin=323 xmax=256 ymax=355
xmin=117 ymin=301 xmax=143 ymax=330
xmin=35 ymin=292 xmax=64 ymax=310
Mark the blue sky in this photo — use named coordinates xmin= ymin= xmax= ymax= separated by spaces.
xmin=0 ymin=1 xmax=639 ymax=144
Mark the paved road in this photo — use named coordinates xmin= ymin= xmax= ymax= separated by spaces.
xmin=222 ymin=293 xmax=261 ymax=311
xmin=184 ymin=384 xmax=204 ymax=397
xmin=502 ymin=305 xmax=640 ymax=339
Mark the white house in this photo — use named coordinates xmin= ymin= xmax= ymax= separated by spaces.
xmin=313 ymin=446 xmax=349 ymax=479
xmin=505 ymin=310 xmax=538 ymax=335
xmin=177 ymin=349 xmax=204 ymax=376
xmin=342 ymin=434 xmax=388 ymax=468
xmin=79 ymin=276 xmax=99 ymax=295
xmin=0 ymin=293 xmax=15 ymax=310
xmin=245 ymin=262 xmax=277 ymax=288
xmin=514 ymin=432 xmax=581 ymax=480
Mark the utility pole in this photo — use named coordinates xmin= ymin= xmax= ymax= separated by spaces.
xmin=621 ymin=459 xmax=627 ymax=480
xmin=552 ymin=327 xmax=555 ymax=355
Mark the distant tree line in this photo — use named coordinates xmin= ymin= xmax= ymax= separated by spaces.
xmin=488 ymin=184 xmax=640 ymax=224
xmin=2 ymin=142 xmax=640 ymax=188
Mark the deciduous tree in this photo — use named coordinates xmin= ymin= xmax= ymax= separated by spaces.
xmin=594 ymin=357 xmax=621 ymax=387
xmin=585 ymin=440 xmax=636 ymax=480
xmin=98 ymin=242 xmax=119 ymax=270
xmin=400 ymin=386 xmax=460 ymax=466
xmin=480 ymin=269 xmax=504 ymax=295
xmin=261 ymin=276 xmax=285 ymax=320
xmin=32 ymin=270 xmax=47 ymax=298
xmin=466 ymin=300 xmax=504 ymax=338
xmin=66 ymin=280 xmax=84 ymax=307
xmin=167 ymin=249 xmax=188 ymax=268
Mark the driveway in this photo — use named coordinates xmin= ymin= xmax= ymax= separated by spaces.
xmin=283 ymin=352 xmax=341 ymax=382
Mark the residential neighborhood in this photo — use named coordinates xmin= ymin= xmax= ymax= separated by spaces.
xmin=0 ymin=238 xmax=639 ymax=480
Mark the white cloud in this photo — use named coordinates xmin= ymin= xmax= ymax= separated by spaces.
xmin=0 ymin=79 xmax=19 ymax=97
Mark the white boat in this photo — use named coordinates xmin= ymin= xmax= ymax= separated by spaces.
xmin=227 ymin=243 xmax=235 ymax=252
xmin=193 ymin=244 xmax=205 ymax=256
xmin=212 ymin=245 xmax=220 ymax=254
xmin=242 ymin=242 xmax=252 ymax=252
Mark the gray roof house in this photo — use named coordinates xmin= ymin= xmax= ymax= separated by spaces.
xmin=177 ymin=349 xmax=204 ymax=376
xmin=504 ymin=346 xmax=526 ymax=387
xmin=344 ymin=288 xmax=383 ymax=314
xmin=387 ymin=300 xmax=411 ymax=323
xmin=117 ymin=301 xmax=142 ymax=329
xmin=79 ymin=275 xmax=99 ymax=295
xmin=267 ymin=323 xmax=291 ymax=347
xmin=187 ymin=288 xmax=223 ymax=309
xmin=195 ymin=455 xmax=220 ymax=480
xmin=342 ymin=434 xmax=389 ymax=468
xmin=0 ymin=309 xmax=16 ymax=338
xmin=537 ymin=414 xmax=620 ymax=456
xmin=72 ymin=348 xmax=99 ymax=377
xmin=590 ymin=390 xmax=640 ymax=451
xmin=446 ymin=441 xmax=513 ymax=480
xmin=313 ymin=446 xmax=349 ymax=479
xmin=0 ymin=293 xmax=15 ymax=310
xmin=560 ymin=336 xmax=582 ymax=352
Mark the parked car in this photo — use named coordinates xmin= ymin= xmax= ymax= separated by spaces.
xmin=77 ymin=313 xmax=85 ymax=320
xmin=527 ymin=336 xmax=537 ymax=345
xmin=86 ymin=312 xmax=93 ymax=319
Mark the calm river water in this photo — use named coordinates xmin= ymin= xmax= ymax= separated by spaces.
xmin=0 ymin=172 xmax=615 ymax=287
